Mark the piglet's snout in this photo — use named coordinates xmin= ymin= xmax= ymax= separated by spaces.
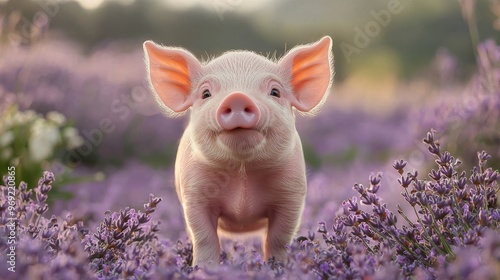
xmin=216 ymin=92 xmax=260 ymax=130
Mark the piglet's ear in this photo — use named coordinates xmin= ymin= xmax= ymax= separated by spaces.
xmin=143 ymin=41 xmax=201 ymax=114
xmin=279 ymin=36 xmax=333 ymax=114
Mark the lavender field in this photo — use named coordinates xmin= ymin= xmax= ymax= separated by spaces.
xmin=1 ymin=0 xmax=500 ymax=279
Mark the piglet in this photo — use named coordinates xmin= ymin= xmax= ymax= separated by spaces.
xmin=143 ymin=36 xmax=333 ymax=266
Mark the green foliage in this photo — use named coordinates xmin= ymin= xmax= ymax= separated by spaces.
xmin=0 ymin=105 xmax=83 ymax=198
xmin=2 ymin=0 xmax=499 ymax=81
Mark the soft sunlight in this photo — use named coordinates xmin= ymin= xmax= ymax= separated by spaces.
xmin=74 ymin=0 xmax=134 ymax=9
xmin=76 ymin=0 xmax=105 ymax=10
xmin=72 ymin=0 xmax=275 ymax=11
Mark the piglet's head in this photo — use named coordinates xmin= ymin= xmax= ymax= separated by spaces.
xmin=144 ymin=37 xmax=333 ymax=165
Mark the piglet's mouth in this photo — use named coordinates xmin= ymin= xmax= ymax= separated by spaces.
xmin=218 ymin=128 xmax=265 ymax=150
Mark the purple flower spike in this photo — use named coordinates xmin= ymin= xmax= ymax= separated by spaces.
xmin=393 ymin=160 xmax=407 ymax=174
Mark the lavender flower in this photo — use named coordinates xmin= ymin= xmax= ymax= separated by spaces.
xmin=339 ymin=130 xmax=499 ymax=277
xmin=0 ymin=172 xmax=93 ymax=280
xmin=1 ymin=130 xmax=499 ymax=279
xmin=416 ymin=40 xmax=500 ymax=171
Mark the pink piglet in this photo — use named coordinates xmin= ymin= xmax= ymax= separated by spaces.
xmin=143 ymin=36 xmax=334 ymax=266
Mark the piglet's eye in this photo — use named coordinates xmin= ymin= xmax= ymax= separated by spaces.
xmin=202 ymin=89 xmax=211 ymax=99
xmin=270 ymin=88 xmax=280 ymax=98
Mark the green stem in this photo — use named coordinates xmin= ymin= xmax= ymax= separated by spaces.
xmin=424 ymin=205 xmax=456 ymax=259
xmin=466 ymin=10 xmax=480 ymax=55
xmin=450 ymin=182 xmax=472 ymax=232
xmin=34 ymin=213 xmax=41 ymax=228
xmin=28 ymin=211 xmax=35 ymax=226
xmin=359 ymin=237 xmax=375 ymax=254
xmin=462 ymin=0 xmax=496 ymax=92
xmin=402 ymin=189 xmax=447 ymax=256
xmin=366 ymin=222 xmax=429 ymax=266
xmin=397 ymin=205 xmax=433 ymax=256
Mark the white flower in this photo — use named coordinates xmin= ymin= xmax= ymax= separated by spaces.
xmin=0 ymin=131 xmax=14 ymax=147
xmin=63 ymin=127 xmax=84 ymax=149
xmin=3 ymin=109 xmax=38 ymax=127
xmin=13 ymin=110 xmax=37 ymax=126
xmin=29 ymin=119 xmax=61 ymax=162
xmin=47 ymin=111 xmax=66 ymax=126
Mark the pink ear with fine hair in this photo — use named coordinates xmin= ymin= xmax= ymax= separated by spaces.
xmin=143 ymin=41 xmax=201 ymax=114
xmin=279 ymin=36 xmax=333 ymax=114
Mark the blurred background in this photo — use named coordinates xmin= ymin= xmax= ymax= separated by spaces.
xmin=0 ymin=0 xmax=499 ymax=238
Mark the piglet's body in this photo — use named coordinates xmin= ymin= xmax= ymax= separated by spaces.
xmin=143 ymin=37 xmax=333 ymax=266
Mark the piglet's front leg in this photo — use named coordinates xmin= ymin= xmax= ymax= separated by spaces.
xmin=184 ymin=206 xmax=220 ymax=266
xmin=264 ymin=202 xmax=304 ymax=262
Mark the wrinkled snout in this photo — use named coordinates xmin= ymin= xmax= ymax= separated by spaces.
xmin=216 ymin=92 xmax=260 ymax=130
